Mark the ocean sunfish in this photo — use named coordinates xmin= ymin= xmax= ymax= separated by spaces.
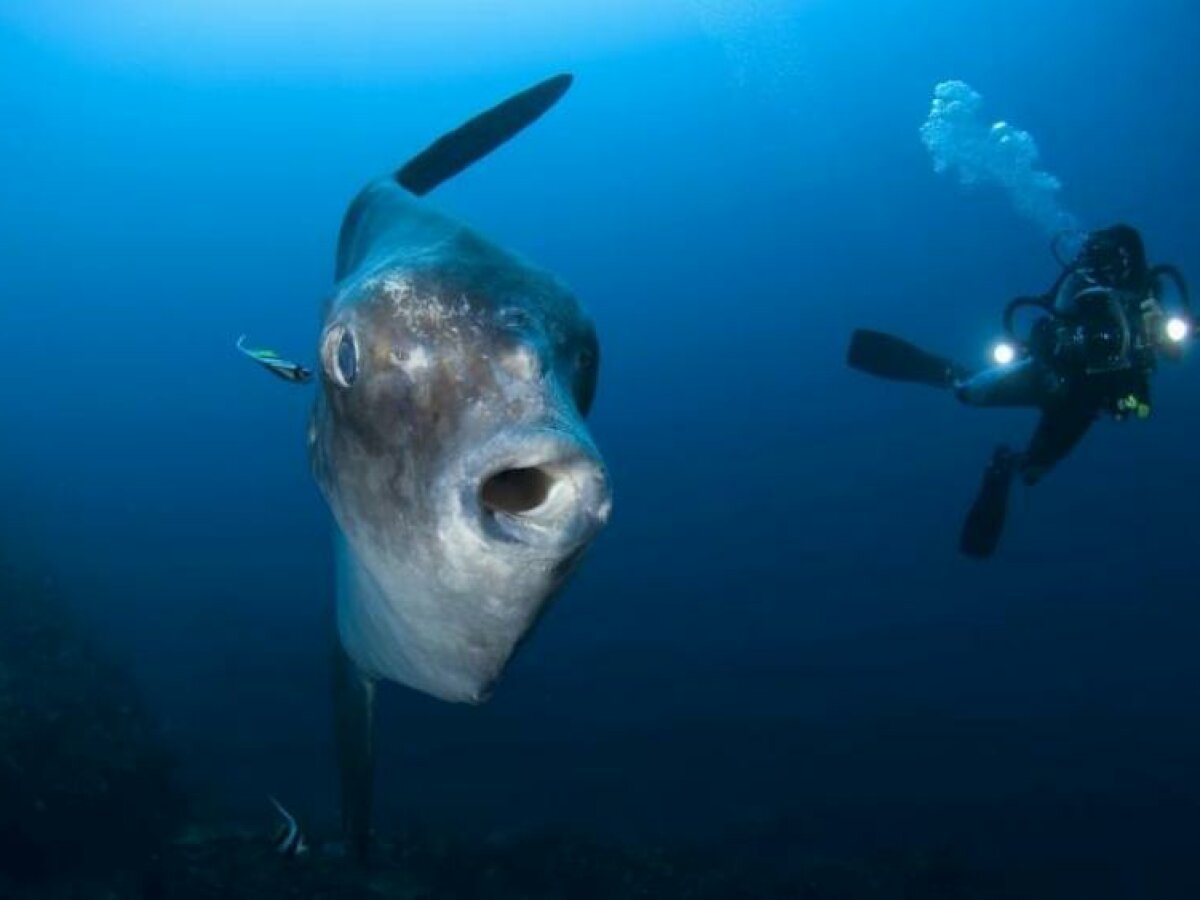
xmin=250 ymin=74 xmax=611 ymax=856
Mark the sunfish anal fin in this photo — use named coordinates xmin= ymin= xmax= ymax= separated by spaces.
xmin=333 ymin=638 xmax=376 ymax=862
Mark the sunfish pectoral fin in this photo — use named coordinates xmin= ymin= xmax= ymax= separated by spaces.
xmin=236 ymin=334 xmax=314 ymax=384
xmin=395 ymin=73 xmax=574 ymax=197
xmin=333 ymin=637 xmax=376 ymax=862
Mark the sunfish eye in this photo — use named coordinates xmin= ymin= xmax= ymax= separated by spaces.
xmin=322 ymin=324 xmax=360 ymax=388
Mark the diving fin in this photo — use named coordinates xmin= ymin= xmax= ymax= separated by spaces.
xmin=396 ymin=73 xmax=573 ymax=196
xmin=333 ymin=640 xmax=376 ymax=862
xmin=847 ymin=329 xmax=965 ymax=388
xmin=960 ymin=446 xmax=1019 ymax=559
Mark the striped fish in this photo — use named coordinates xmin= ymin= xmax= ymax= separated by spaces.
xmin=237 ymin=335 xmax=313 ymax=384
xmin=269 ymin=796 xmax=309 ymax=857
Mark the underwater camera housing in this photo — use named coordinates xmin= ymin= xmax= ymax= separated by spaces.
xmin=996 ymin=247 xmax=1193 ymax=378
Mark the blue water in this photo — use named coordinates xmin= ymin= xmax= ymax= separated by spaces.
xmin=3 ymin=0 xmax=1199 ymax=894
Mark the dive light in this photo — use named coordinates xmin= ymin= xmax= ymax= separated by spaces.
xmin=1165 ymin=316 xmax=1190 ymax=344
xmin=991 ymin=341 xmax=1018 ymax=366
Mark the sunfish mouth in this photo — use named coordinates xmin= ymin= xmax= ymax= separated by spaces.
xmin=457 ymin=429 xmax=611 ymax=552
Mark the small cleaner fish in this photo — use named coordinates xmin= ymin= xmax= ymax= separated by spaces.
xmin=237 ymin=335 xmax=313 ymax=384
xmin=269 ymin=796 xmax=309 ymax=857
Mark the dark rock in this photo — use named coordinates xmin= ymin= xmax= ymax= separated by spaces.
xmin=0 ymin=547 xmax=183 ymax=894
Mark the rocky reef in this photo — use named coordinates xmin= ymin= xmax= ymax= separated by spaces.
xmin=0 ymin=542 xmax=1012 ymax=899
xmin=141 ymin=824 xmax=1009 ymax=900
xmin=0 ymin=546 xmax=181 ymax=896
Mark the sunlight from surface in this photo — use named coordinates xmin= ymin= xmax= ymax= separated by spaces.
xmin=3 ymin=0 xmax=819 ymax=84
xmin=4 ymin=0 xmax=700 ymax=74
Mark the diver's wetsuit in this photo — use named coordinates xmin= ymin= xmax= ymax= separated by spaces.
xmin=953 ymin=270 xmax=1155 ymax=484
xmin=846 ymin=223 xmax=1189 ymax=558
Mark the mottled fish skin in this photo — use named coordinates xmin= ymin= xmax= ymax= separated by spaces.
xmin=309 ymin=178 xmax=610 ymax=704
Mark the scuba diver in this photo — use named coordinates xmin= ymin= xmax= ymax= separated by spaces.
xmin=847 ymin=224 xmax=1191 ymax=558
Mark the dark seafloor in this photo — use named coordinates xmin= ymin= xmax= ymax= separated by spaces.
xmin=0 ymin=533 xmax=1030 ymax=900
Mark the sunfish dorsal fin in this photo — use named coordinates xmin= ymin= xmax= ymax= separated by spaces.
xmin=396 ymin=73 xmax=573 ymax=197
